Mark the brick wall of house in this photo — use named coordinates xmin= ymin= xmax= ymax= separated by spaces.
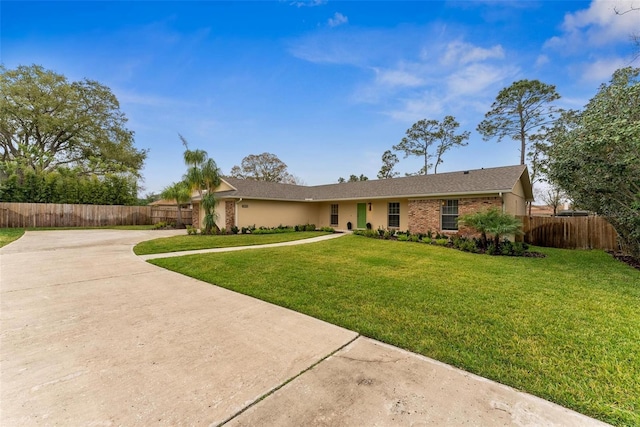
xmin=191 ymin=202 xmax=199 ymax=229
xmin=408 ymin=196 xmax=502 ymax=234
xmin=407 ymin=199 xmax=441 ymax=234
xmin=225 ymin=201 xmax=235 ymax=231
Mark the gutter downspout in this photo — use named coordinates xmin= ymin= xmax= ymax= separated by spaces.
xmin=499 ymin=192 xmax=504 ymax=213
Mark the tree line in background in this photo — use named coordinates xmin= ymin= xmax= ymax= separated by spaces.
xmin=335 ymin=68 xmax=639 ymax=258
xmin=1 ymin=63 xmax=637 ymax=258
xmin=0 ymin=65 xmax=146 ymax=205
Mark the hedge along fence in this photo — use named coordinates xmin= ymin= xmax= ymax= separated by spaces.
xmin=0 ymin=202 xmax=152 ymax=228
xmin=519 ymin=215 xmax=619 ymax=251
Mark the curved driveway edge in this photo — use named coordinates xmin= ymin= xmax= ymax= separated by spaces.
xmin=1 ymin=230 xmax=610 ymax=426
xmin=1 ymin=230 xmax=357 ymax=426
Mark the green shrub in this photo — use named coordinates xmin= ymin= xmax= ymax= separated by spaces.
xmin=152 ymin=221 xmax=167 ymax=230
xmin=435 ymin=238 xmax=448 ymax=246
xmin=230 ymin=226 xmax=239 ymax=234
xmin=364 ymin=229 xmax=379 ymax=238
xmin=186 ymin=225 xmax=199 ymax=235
xmin=422 ymin=237 xmax=432 ymax=244
xmin=305 ymin=224 xmax=316 ymax=231
xmin=251 ymin=226 xmax=295 ymax=234
xmin=321 ymin=227 xmax=335 ymax=232
xmin=410 ymin=234 xmax=420 ymax=243
xmin=397 ymin=233 xmax=409 ymax=242
xmin=486 ymin=243 xmax=499 ymax=255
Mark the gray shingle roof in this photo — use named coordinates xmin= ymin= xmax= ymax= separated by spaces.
xmin=208 ymin=165 xmax=531 ymax=202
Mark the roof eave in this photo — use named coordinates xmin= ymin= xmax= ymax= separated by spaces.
xmin=215 ymin=189 xmax=514 ymax=203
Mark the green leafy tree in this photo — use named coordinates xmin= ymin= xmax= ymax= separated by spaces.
xmin=394 ymin=116 xmax=469 ymax=175
xmin=432 ymin=116 xmax=470 ymax=173
xmin=393 ymin=119 xmax=439 ymax=175
xmin=547 ymin=67 xmax=640 ymax=259
xmin=377 ymin=150 xmax=399 ymax=179
xmin=0 ymin=64 xmax=147 ymax=177
xmin=338 ymin=174 xmax=369 ymax=183
xmin=160 ymin=181 xmax=191 ymax=228
xmin=230 ymin=152 xmax=298 ymax=184
xmin=0 ymin=165 xmax=138 ymax=205
xmin=458 ymin=207 xmax=523 ymax=251
xmin=477 ymin=79 xmax=560 ymax=166
xmin=180 ymin=135 xmax=221 ymax=235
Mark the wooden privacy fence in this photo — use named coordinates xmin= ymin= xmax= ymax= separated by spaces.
xmin=0 ymin=202 xmax=152 ymax=228
xmin=150 ymin=207 xmax=192 ymax=225
xmin=519 ymin=215 xmax=619 ymax=251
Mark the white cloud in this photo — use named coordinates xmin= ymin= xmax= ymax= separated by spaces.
xmin=441 ymin=40 xmax=505 ymax=66
xmin=328 ymin=12 xmax=348 ymax=28
xmin=581 ymin=57 xmax=628 ymax=81
xmin=447 ymin=63 xmax=519 ymax=97
xmin=290 ymin=0 xmax=326 ymax=7
xmin=373 ymin=67 xmax=424 ymax=88
xmin=545 ymin=0 xmax=639 ymax=50
xmin=535 ymin=54 xmax=550 ymax=67
xmin=384 ymin=93 xmax=445 ymax=122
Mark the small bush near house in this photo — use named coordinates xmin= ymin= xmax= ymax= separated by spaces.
xmin=186 ymin=225 xmax=199 ymax=235
xmin=230 ymin=226 xmax=239 ymax=235
xmin=241 ymin=225 xmax=256 ymax=234
xmin=320 ymin=227 xmax=335 ymax=233
xmin=353 ymin=227 xmax=540 ymax=257
xmin=252 ymin=226 xmax=295 ymax=234
xmin=397 ymin=233 xmax=409 ymax=242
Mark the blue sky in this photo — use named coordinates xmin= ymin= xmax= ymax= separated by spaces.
xmin=2 ymin=1 xmax=638 ymax=195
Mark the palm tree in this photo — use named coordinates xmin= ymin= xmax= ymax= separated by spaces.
xmin=179 ymin=135 xmax=221 ymax=234
xmin=160 ymin=181 xmax=191 ymax=228
xmin=459 ymin=208 xmax=523 ymax=251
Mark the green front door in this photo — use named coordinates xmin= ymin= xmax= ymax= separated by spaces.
xmin=357 ymin=203 xmax=367 ymax=229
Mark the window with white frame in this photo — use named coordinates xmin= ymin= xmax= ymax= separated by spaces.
xmin=388 ymin=202 xmax=400 ymax=228
xmin=330 ymin=204 xmax=339 ymax=226
xmin=441 ymin=200 xmax=459 ymax=230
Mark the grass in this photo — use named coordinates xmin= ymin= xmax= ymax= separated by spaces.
xmin=0 ymin=225 xmax=156 ymax=248
xmin=0 ymin=228 xmax=26 ymax=247
xmin=150 ymin=235 xmax=640 ymax=426
xmin=133 ymin=231 xmax=332 ymax=255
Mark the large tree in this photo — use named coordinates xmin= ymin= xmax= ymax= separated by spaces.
xmin=432 ymin=116 xmax=470 ymax=174
xmin=230 ymin=152 xmax=298 ymax=184
xmin=377 ymin=150 xmax=399 ymax=179
xmin=477 ymin=79 xmax=560 ymax=166
xmin=394 ymin=116 xmax=468 ymax=175
xmin=180 ymin=135 xmax=221 ymax=235
xmin=393 ymin=119 xmax=439 ymax=175
xmin=547 ymin=67 xmax=640 ymax=259
xmin=0 ymin=64 xmax=146 ymax=177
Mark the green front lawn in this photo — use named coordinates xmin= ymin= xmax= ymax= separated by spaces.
xmin=133 ymin=231 xmax=332 ymax=255
xmin=150 ymin=235 xmax=640 ymax=426
xmin=0 ymin=228 xmax=25 ymax=247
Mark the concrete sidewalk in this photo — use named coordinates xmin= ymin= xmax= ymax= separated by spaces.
xmin=0 ymin=230 xmax=610 ymax=426
xmin=139 ymin=231 xmax=347 ymax=260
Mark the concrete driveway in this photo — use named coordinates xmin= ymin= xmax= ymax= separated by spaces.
xmin=0 ymin=230 xmax=609 ymax=426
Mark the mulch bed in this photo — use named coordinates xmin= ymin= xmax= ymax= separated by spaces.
xmin=606 ymin=251 xmax=640 ymax=271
